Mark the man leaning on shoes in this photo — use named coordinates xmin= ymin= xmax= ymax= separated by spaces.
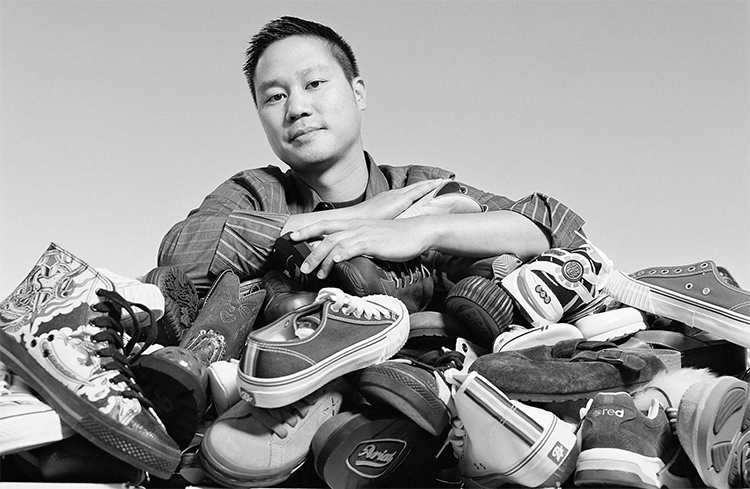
xmin=158 ymin=16 xmax=587 ymax=297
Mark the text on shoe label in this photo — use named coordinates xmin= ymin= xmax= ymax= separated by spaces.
xmin=346 ymin=438 xmax=407 ymax=479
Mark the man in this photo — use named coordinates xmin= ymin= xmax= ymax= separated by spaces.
xmin=158 ymin=16 xmax=586 ymax=295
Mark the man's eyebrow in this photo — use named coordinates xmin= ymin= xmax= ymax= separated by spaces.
xmin=256 ymin=64 xmax=332 ymax=94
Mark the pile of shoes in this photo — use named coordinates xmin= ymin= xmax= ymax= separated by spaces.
xmin=1 ymin=240 xmax=749 ymax=489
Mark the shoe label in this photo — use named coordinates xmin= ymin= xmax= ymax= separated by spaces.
xmin=590 ymin=407 xmax=625 ymax=418
xmin=346 ymin=438 xmax=407 ymax=479
xmin=547 ymin=441 xmax=569 ymax=465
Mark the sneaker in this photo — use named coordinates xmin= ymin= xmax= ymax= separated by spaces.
xmin=275 ymin=232 xmax=434 ymax=313
xmin=574 ymin=392 xmax=674 ymax=489
xmin=492 ymin=322 xmax=584 ymax=353
xmin=260 ymin=270 xmax=318 ymax=326
xmin=574 ymin=307 xmax=649 ymax=341
xmin=199 ymin=381 xmax=344 ymax=488
xmin=444 ymin=275 xmax=516 ymax=350
xmin=447 ymin=370 xmax=579 ymax=488
xmin=179 ymin=270 xmax=266 ymax=366
xmin=0 ymin=361 xmax=75 ymax=455
xmin=239 ymin=287 xmax=409 ymax=408
xmin=0 ymin=243 xmax=180 ymax=479
xmin=501 ymin=243 xmax=613 ymax=328
xmin=603 ymin=261 xmax=750 ymax=349
xmin=357 ymin=348 xmax=465 ymax=436
xmin=141 ymin=265 xmax=200 ymax=346
xmin=131 ymin=345 xmax=209 ymax=449
xmin=676 ymin=376 xmax=750 ymax=489
xmin=312 ymin=408 xmax=448 ymax=488
xmin=395 ymin=179 xmax=483 ymax=219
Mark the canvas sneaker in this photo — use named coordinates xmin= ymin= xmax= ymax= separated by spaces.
xmin=0 ymin=243 xmax=180 ymax=479
xmin=501 ymin=242 xmax=613 ymax=328
xmin=603 ymin=261 xmax=750 ymax=349
xmin=574 ymin=392 xmax=674 ymax=489
xmin=179 ymin=270 xmax=266 ymax=366
xmin=239 ymin=287 xmax=409 ymax=408
xmin=492 ymin=322 xmax=584 ymax=353
xmin=447 ymin=370 xmax=579 ymax=488
xmin=199 ymin=381 xmax=344 ymax=488
xmin=357 ymin=348 xmax=465 ymax=436
xmin=395 ymin=179 xmax=484 ymax=219
xmin=0 ymin=361 xmax=75 ymax=455
xmin=444 ymin=275 xmax=516 ymax=350
xmin=676 ymin=376 xmax=750 ymax=489
xmin=141 ymin=265 xmax=200 ymax=346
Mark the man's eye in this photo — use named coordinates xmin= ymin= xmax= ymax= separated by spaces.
xmin=266 ymin=93 xmax=285 ymax=103
xmin=307 ymin=80 xmax=325 ymax=89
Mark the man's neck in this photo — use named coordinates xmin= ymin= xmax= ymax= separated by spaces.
xmin=296 ymin=151 xmax=369 ymax=202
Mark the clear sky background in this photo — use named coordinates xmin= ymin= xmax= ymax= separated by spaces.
xmin=1 ymin=0 xmax=748 ymax=299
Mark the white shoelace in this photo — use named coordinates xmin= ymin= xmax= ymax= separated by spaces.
xmin=315 ymin=288 xmax=394 ymax=320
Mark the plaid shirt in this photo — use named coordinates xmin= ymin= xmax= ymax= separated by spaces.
xmin=158 ymin=152 xmax=586 ymax=294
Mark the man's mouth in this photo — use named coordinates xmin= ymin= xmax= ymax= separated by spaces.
xmin=290 ymin=127 xmax=322 ymax=142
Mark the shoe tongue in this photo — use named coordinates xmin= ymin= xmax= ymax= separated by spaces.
xmin=294 ymin=316 xmax=320 ymax=339
xmin=717 ymin=266 xmax=740 ymax=287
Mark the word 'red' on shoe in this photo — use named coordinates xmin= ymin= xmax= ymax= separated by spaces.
xmin=179 ymin=270 xmax=266 ymax=366
xmin=238 ymin=288 xmax=409 ymax=409
xmin=0 ymin=243 xmax=180 ymax=479
xmin=603 ymin=260 xmax=750 ymax=349
xmin=574 ymin=392 xmax=674 ymax=489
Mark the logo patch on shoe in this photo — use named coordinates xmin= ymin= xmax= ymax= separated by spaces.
xmin=346 ymin=438 xmax=406 ymax=479
xmin=547 ymin=441 xmax=569 ymax=465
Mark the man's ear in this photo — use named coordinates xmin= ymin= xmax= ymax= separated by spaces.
xmin=353 ymin=77 xmax=366 ymax=110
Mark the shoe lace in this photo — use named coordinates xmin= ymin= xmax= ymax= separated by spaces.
xmin=375 ymin=258 xmax=430 ymax=289
xmin=89 ymin=288 xmax=158 ymax=410
xmin=246 ymin=397 xmax=312 ymax=439
xmin=316 ymin=288 xmax=395 ymax=320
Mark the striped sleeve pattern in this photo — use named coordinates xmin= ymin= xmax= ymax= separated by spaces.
xmin=504 ymin=192 xmax=586 ymax=249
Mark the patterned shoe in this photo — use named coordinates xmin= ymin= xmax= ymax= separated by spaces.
xmin=141 ymin=265 xmax=199 ymax=346
xmin=444 ymin=275 xmax=516 ymax=350
xmin=448 ymin=370 xmax=579 ymax=488
xmin=502 ymin=243 xmax=613 ymax=328
xmin=239 ymin=288 xmax=409 ymax=408
xmin=0 ymin=243 xmax=180 ymax=479
xmin=676 ymin=376 xmax=750 ymax=489
xmin=604 ymin=261 xmax=750 ymax=349
xmin=200 ymin=381 xmax=344 ymax=488
xmin=357 ymin=348 xmax=465 ymax=436
xmin=179 ymin=270 xmax=266 ymax=366
xmin=575 ymin=392 xmax=674 ymax=489
xmin=0 ymin=361 xmax=75 ymax=455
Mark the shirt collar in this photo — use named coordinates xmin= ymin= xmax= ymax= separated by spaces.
xmin=290 ymin=152 xmax=389 ymax=212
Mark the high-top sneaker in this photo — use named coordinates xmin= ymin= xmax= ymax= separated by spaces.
xmin=575 ymin=392 xmax=674 ymax=489
xmin=179 ymin=270 xmax=266 ymax=366
xmin=447 ymin=370 xmax=579 ymax=488
xmin=0 ymin=243 xmax=180 ymax=479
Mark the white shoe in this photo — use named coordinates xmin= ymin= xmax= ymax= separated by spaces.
xmin=493 ymin=322 xmax=584 ymax=352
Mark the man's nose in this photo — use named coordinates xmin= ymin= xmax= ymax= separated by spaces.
xmin=285 ymin=89 xmax=312 ymax=122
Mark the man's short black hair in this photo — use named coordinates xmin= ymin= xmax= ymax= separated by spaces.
xmin=244 ymin=16 xmax=359 ymax=106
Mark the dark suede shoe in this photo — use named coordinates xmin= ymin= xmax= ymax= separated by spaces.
xmin=141 ymin=265 xmax=200 ymax=346
xmin=259 ymin=270 xmax=318 ymax=326
xmin=575 ymin=392 xmax=674 ymax=488
xmin=469 ymin=339 xmax=667 ymax=402
xmin=179 ymin=270 xmax=266 ymax=367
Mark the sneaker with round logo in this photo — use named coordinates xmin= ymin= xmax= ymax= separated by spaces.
xmin=239 ymin=288 xmax=409 ymax=409
xmin=501 ymin=242 xmax=613 ymax=328
xmin=604 ymin=261 xmax=750 ymax=349
xmin=0 ymin=243 xmax=180 ymax=479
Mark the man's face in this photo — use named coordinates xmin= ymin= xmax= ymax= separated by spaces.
xmin=254 ymin=35 xmax=366 ymax=173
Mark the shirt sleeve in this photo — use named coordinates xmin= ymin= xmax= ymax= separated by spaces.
xmin=158 ymin=180 xmax=289 ymax=294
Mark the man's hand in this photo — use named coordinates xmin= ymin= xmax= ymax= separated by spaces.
xmin=290 ymin=218 xmax=430 ymax=279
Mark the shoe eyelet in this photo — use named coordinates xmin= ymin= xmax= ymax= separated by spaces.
xmin=702 ymin=287 xmax=710 ymax=295
xmin=649 ymin=270 xmax=657 ymax=275
xmin=675 ymin=268 xmax=682 ymax=273
xmin=700 ymin=262 xmax=708 ymax=268
xmin=688 ymin=266 xmax=696 ymax=272
xmin=685 ymin=283 xmax=693 ymax=290
xmin=661 ymin=269 xmax=669 ymax=274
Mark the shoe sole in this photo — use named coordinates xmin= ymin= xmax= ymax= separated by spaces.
xmin=574 ymin=447 xmax=664 ymax=489
xmin=0 ymin=330 xmax=180 ymax=479
xmin=358 ymin=363 xmax=448 ymax=436
xmin=678 ymin=376 xmax=750 ymax=489
xmin=493 ymin=323 xmax=584 ymax=352
xmin=604 ymin=270 xmax=750 ymax=349
xmin=199 ymin=442 xmax=307 ymax=488
xmin=142 ymin=266 xmax=199 ymax=346
xmin=238 ymin=296 xmax=409 ymax=408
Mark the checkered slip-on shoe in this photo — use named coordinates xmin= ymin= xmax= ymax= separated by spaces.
xmin=239 ymin=288 xmax=409 ymax=408
xmin=574 ymin=392 xmax=674 ymax=489
xmin=604 ymin=261 xmax=750 ymax=349
xmin=447 ymin=370 xmax=579 ymax=488
xmin=677 ymin=376 xmax=750 ymax=489
xmin=0 ymin=243 xmax=180 ymax=479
